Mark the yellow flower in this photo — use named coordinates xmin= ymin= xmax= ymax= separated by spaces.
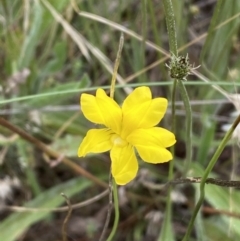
xmin=78 ymin=86 xmax=176 ymax=185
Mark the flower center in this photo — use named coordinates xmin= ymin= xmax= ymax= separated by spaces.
xmin=111 ymin=134 xmax=128 ymax=147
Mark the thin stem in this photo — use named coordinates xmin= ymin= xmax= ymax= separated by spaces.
xmin=168 ymin=79 xmax=177 ymax=179
xmin=110 ymin=33 xmax=124 ymax=98
xmin=159 ymin=1 xmax=178 ymax=240
xmin=171 ymin=79 xmax=177 ymax=136
xmin=162 ymin=0 xmax=178 ymax=56
xmin=141 ymin=177 xmax=240 ymax=190
xmin=3 ymin=189 xmax=108 ymax=212
xmin=100 ymin=34 xmax=124 ymax=241
xmin=99 ymin=174 xmax=113 ymax=241
xmin=163 ymin=0 xmax=193 ymax=176
xmin=106 ymin=179 xmax=119 ymax=241
xmin=139 ymin=0 xmax=147 ymax=83
xmin=61 ymin=193 xmax=72 ymax=241
xmin=177 ymin=80 xmax=192 ymax=175
xmin=158 ymin=78 xmax=177 ymax=240
xmin=182 ymin=114 xmax=240 ymax=241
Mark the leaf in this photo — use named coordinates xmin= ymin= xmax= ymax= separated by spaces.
xmin=41 ymin=41 xmax=67 ymax=76
xmin=191 ymin=163 xmax=240 ymax=238
xmin=0 ymin=178 xmax=91 ymax=241
xmin=203 ymin=218 xmax=236 ymax=241
xmin=18 ymin=0 xmax=69 ymax=69
xmin=26 ymin=73 xmax=91 ymax=108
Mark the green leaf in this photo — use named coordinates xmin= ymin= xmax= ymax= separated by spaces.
xmin=191 ymin=163 xmax=240 ymax=238
xmin=196 ymin=116 xmax=216 ymax=166
xmin=203 ymin=218 xmax=236 ymax=241
xmin=41 ymin=41 xmax=67 ymax=76
xmin=0 ymin=178 xmax=91 ymax=241
xmin=26 ymin=73 xmax=91 ymax=108
xmin=18 ymin=0 xmax=44 ymax=69
xmin=18 ymin=0 xmax=69 ymax=69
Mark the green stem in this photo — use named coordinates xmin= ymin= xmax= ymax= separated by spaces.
xmin=177 ymin=80 xmax=192 ymax=175
xmin=163 ymin=0 xmax=192 ymax=176
xmin=106 ymin=179 xmax=119 ymax=241
xmin=182 ymin=114 xmax=240 ymax=241
xmin=171 ymin=79 xmax=177 ymax=143
xmin=162 ymin=0 xmax=178 ymax=56
xmin=168 ymin=79 xmax=177 ymax=183
xmin=105 ymin=35 xmax=123 ymax=241
xmin=158 ymin=77 xmax=178 ymax=241
xmin=158 ymin=1 xmax=179 ymax=240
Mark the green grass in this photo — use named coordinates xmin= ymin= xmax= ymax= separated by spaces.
xmin=1 ymin=0 xmax=240 ymax=240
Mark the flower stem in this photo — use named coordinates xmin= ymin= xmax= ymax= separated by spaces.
xmin=103 ymin=34 xmax=124 ymax=241
xmin=163 ymin=0 xmax=193 ymax=174
xmin=177 ymin=80 xmax=192 ymax=175
xmin=106 ymin=179 xmax=119 ymax=241
xmin=110 ymin=33 xmax=124 ymax=98
xmin=158 ymin=80 xmax=176 ymax=240
xmin=158 ymin=1 xmax=178 ymax=240
xmin=162 ymin=0 xmax=177 ymax=56
xmin=182 ymin=114 xmax=240 ymax=241
xmin=99 ymin=174 xmax=113 ymax=241
xmin=169 ymin=79 xmax=177 ymax=179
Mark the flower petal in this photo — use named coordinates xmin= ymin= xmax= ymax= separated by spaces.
xmin=121 ymin=87 xmax=168 ymax=137
xmin=81 ymin=89 xmax=122 ymax=133
xmin=137 ymin=146 xmax=173 ymax=163
xmin=111 ymin=145 xmax=138 ymax=185
xmin=122 ymin=86 xmax=152 ymax=109
xmin=127 ymin=127 xmax=176 ymax=163
xmin=127 ymin=127 xmax=176 ymax=147
xmin=78 ymin=128 xmax=113 ymax=157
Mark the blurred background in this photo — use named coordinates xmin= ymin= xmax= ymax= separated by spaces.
xmin=1 ymin=0 xmax=240 ymax=240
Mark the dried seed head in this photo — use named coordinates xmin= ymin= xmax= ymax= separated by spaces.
xmin=166 ymin=53 xmax=199 ymax=80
